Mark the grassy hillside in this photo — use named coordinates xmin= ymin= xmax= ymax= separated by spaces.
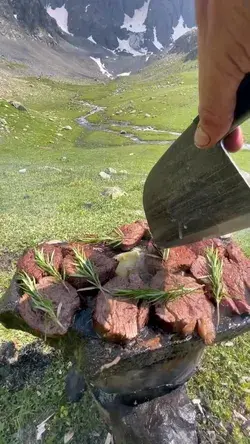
xmin=1 ymin=56 xmax=250 ymax=444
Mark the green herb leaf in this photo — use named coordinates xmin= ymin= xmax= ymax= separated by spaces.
xmin=206 ymin=246 xmax=227 ymax=327
xmin=80 ymin=227 xmax=124 ymax=248
xmin=18 ymin=271 xmax=64 ymax=331
xmin=114 ymin=286 xmax=198 ymax=305
xmin=34 ymin=247 xmax=62 ymax=282
xmin=73 ymin=248 xmax=101 ymax=289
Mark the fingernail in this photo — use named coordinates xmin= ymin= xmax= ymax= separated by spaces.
xmin=194 ymin=126 xmax=211 ymax=148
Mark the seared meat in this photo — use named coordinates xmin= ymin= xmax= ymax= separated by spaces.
xmin=18 ymin=277 xmax=80 ymax=337
xmin=63 ymin=244 xmax=117 ymax=289
xmin=17 ymin=244 xmax=63 ymax=282
xmin=152 ymin=272 xmax=216 ymax=345
xmin=94 ymin=274 xmax=149 ymax=342
xmin=119 ymin=220 xmax=148 ymax=251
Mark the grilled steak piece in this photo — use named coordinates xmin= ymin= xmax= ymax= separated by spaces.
xmin=17 ymin=244 xmax=63 ymax=282
xmin=18 ymin=277 xmax=80 ymax=337
xmin=164 ymin=246 xmax=196 ymax=273
xmin=119 ymin=220 xmax=148 ymax=251
xmin=152 ymin=272 xmax=216 ymax=345
xmin=226 ymin=242 xmax=250 ymax=289
xmin=63 ymin=244 xmax=117 ymax=289
xmin=94 ymin=274 xmax=149 ymax=342
xmin=189 ymin=238 xmax=225 ymax=258
xmin=191 ymin=251 xmax=250 ymax=316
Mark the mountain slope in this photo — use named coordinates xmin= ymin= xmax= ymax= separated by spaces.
xmin=42 ymin=0 xmax=196 ymax=55
xmin=0 ymin=0 xmax=197 ymax=81
xmin=0 ymin=0 xmax=61 ymax=41
xmin=170 ymin=28 xmax=197 ymax=61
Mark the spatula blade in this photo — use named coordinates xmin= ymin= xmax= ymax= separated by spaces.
xmin=143 ymin=121 xmax=250 ymax=248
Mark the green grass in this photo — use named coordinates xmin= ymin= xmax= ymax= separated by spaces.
xmin=232 ymin=150 xmax=250 ymax=173
xmin=188 ymin=333 xmax=250 ymax=443
xmin=108 ymin=125 xmax=178 ymax=141
xmin=128 ymin=131 xmax=177 ymax=142
xmin=0 ymin=345 xmax=107 ymax=444
xmin=72 ymin=58 xmax=199 ymax=131
xmin=76 ymin=56 xmax=250 ymax=139
xmin=1 ymin=56 xmax=250 ymax=443
xmin=78 ymin=129 xmax=132 ymax=147
xmin=0 ymin=59 xmax=28 ymax=70
xmin=87 ymin=113 xmax=104 ymax=124
xmin=0 ymin=77 xmax=162 ymax=252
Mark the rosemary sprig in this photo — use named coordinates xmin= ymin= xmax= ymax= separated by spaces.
xmin=80 ymin=228 xmax=124 ymax=248
xmin=34 ymin=248 xmax=64 ymax=282
xmin=206 ymin=247 xmax=226 ymax=327
xmin=18 ymin=271 xmax=64 ymax=330
xmin=114 ymin=286 xmax=198 ymax=305
xmin=162 ymin=248 xmax=170 ymax=261
xmin=148 ymin=245 xmax=170 ymax=261
xmin=73 ymin=248 xmax=102 ymax=290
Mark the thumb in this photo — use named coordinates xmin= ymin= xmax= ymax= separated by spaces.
xmin=195 ymin=68 xmax=244 ymax=149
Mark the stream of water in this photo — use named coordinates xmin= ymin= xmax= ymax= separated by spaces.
xmin=76 ymin=102 xmax=180 ymax=145
xmin=76 ymin=102 xmax=250 ymax=150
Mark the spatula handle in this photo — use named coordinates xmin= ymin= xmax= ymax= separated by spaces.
xmin=193 ymin=73 xmax=250 ymax=137
xmin=233 ymin=73 xmax=250 ymax=128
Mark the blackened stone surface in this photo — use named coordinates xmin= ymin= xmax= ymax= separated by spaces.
xmin=0 ymin=341 xmax=17 ymax=365
xmin=2 ymin=274 xmax=250 ymax=405
xmin=65 ymin=367 xmax=86 ymax=402
xmin=2 ymin=275 xmax=250 ymax=402
xmin=109 ymin=386 xmax=198 ymax=444
xmin=0 ymin=341 xmax=55 ymax=390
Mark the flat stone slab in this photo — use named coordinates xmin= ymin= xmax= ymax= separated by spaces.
xmin=1 ymin=274 xmax=250 ymax=404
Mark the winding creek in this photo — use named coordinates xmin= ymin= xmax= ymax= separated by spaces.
xmin=76 ymin=102 xmax=180 ymax=145
xmin=76 ymin=102 xmax=250 ymax=150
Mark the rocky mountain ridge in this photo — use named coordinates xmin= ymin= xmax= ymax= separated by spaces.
xmin=170 ymin=28 xmax=197 ymax=60
xmin=0 ymin=0 xmax=61 ymax=42
xmin=0 ymin=0 xmax=195 ymax=54
xmin=42 ymin=0 xmax=196 ymax=54
xmin=0 ymin=0 xmax=197 ymax=81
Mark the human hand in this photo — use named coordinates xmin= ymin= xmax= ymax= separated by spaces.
xmin=195 ymin=0 xmax=250 ymax=152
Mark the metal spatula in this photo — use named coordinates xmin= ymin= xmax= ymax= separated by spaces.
xmin=143 ymin=74 xmax=250 ymax=248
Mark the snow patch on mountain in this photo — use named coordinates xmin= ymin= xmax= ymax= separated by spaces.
xmin=47 ymin=4 xmax=72 ymax=35
xmin=116 ymin=38 xmax=147 ymax=57
xmin=88 ymin=35 xmax=96 ymax=44
xmin=34 ymin=0 xmax=196 ymax=55
xmin=172 ymin=16 xmax=195 ymax=42
xmin=153 ymin=27 xmax=163 ymax=50
xmin=117 ymin=72 xmax=131 ymax=77
xmin=121 ymin=0 xmax=151 ymax=33
xmin=90 ymin=57 xmax=113 ymax=78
